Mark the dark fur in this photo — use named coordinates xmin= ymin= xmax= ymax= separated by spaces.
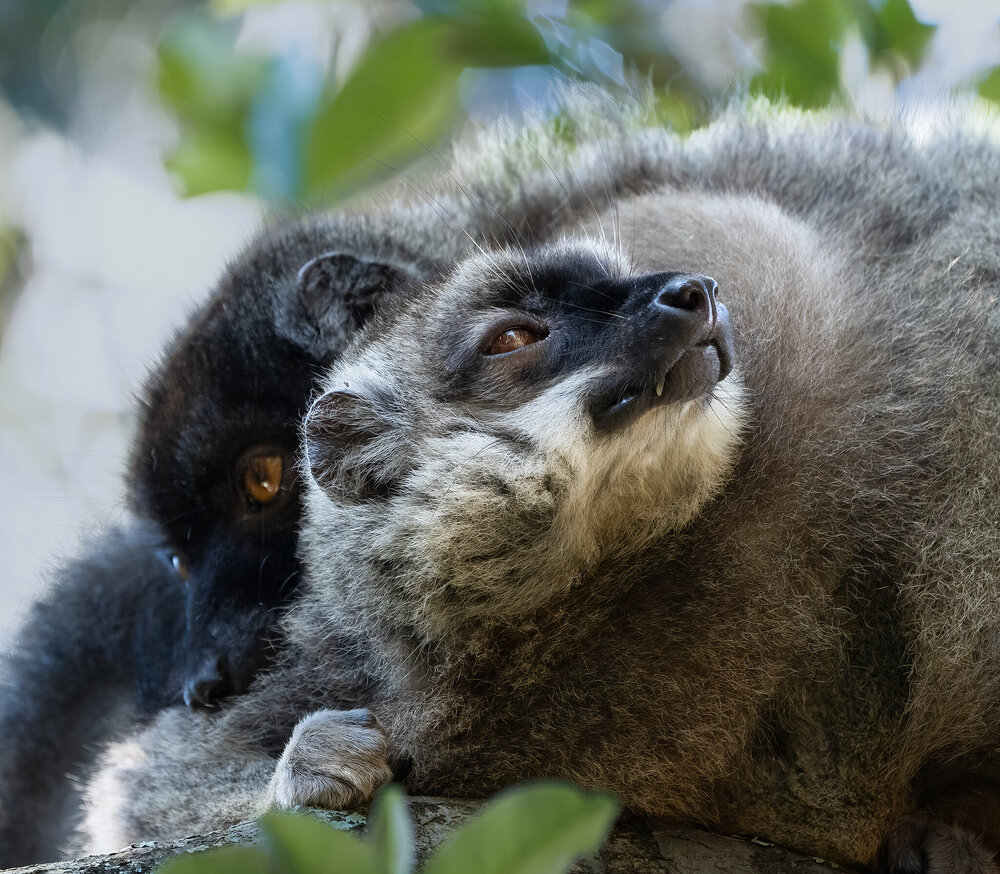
xmin=74 ymin=95 xmax=1000 ymax=873
xmin=126 ymin=218 xmax=432 ymax=708
xmin=0 ymin=523 xmax=181 ymax=865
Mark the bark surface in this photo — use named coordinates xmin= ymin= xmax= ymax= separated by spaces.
xmin=1 ymin=799 xmax=854 ymax=873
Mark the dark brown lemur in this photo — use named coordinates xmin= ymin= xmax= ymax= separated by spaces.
xmin=126 ymin=228 xmax=434 ymax=713
xmin=73 ymin=96 xmax=1000 ymax=874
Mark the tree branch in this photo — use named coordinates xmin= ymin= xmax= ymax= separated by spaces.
xmin=2 ymin=799 xmax=855 ymax=874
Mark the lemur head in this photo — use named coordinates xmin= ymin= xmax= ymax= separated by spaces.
xmin=302 ymin=238 xmax=746 ymax=640
xmin=129 ymin=222 xmax=424 ymax=709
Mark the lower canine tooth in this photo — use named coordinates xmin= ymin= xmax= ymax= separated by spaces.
xmin=655 ymin=374 xmax=665 ymax=397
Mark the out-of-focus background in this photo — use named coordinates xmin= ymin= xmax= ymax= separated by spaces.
xmin=0 ymin=0 xmax=998 ymax=645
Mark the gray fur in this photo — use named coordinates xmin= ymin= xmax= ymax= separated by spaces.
xmin=75 ymin=93 xmax=1000 ymax=871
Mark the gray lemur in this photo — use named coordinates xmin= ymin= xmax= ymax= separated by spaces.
xmin=71 ymin=95 xmax=1000 ymax=872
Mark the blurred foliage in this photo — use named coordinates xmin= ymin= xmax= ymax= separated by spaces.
xmin=979 ymin=65 xmax=1000 ymax=103
xmin=145 ymin=0 xmax=972 ymax=204
xmin=158 ymin=782 xmax=620 ymax=874
xmin=0 ymin=227 xmax=13 ymax=287
xmin=0 ymin=225 xmax=21 ymax=302
xmin=750 ymin=0 xmax=936 ymax=107
xmin=0 ymin=224 xmax=25 ymax=342
xmin=1 ymin=0 xmax=998 ymax=207
xmin=158 ymin=16 xmax=268 ymax=196
xmin=156 ymin=1 xmax=555 ymax=201
xmin=0 ymin=0 xmax=198 ymax=126
xmin=303 ymin=4 xmax=550 ymax=201
xmin=0 ymin=0 xmax=78 ymax=124
xmin=559 ymin=0 xmax=689 ymax=91
xmin=211 ymin=0 xmax=283 ymax=13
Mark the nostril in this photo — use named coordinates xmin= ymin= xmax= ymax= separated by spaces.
xmin=183 ymin=658 xmax=229 ymax=709
xmin=655 ymin=275 xmax=712 ymax=313
xmin=677 ymin=281 xmax=706 ymax=310
xmin=184 ymin=675 xmax=221 ymax=709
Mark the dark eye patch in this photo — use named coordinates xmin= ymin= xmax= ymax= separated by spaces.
xmin=433 ymin=249 xmax=626 ymax=410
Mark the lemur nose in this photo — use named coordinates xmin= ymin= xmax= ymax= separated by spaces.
xmin=650 ymin=273 xmax=719 ymax=338
xmin=654 ymin=274 xmax=717 ymax=324
xmin=183 ymin=657 xmax=228 ymax=709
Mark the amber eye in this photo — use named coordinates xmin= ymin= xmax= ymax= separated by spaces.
xmin=243 ymin=454 xmax=283 ymax=503
xmin=483 ymin=326 xmax=545 ymax=356
xmin=171 ymin=553 xmax=190 ymax=582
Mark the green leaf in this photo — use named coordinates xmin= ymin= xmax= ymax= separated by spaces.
xmin=750 ymin=0 xmax=852 ymax=108
xmin=302 ymin=1 xmax=547 ymax=202
xmin=164 ymin=128 xmax=254 ymax=197
xmin=211 ymin=0 xmax=284 ymax=16
xmin=261 ymin=810 xmax=379 ymax=874
xmin=156 ymin=13 xmax=267 ymax=196
xmin=421 ymin=781 xmax=620 ymax=874
xmin=752 ymin=0 xmax=935 ymax=97
xmin=977 ymin=66 xmax=1000 ymax=105
xmin=442 ymin=0 xmax=550 ymax=68
xmin=368 ymin=785 xmax=415 ymax=874
xmin=158 ymin=845 xmax=271 ymax=874
xmin=302 ymin=19 xmax=463 ymax=201
xmin=157 ymin=15 xmax=267 ymax=129
xmin=868 ymin=0 xmax=936 ymax=70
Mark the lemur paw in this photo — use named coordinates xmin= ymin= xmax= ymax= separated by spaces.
xmin=264 ymin=709 xmax=392 ymax=811
xmin=878 ymin=813 xmax=999 ymax=874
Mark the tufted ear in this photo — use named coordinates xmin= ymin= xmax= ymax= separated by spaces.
xmin=279 ymin=252 xmax=417 ymax=359
xmin=304 ymin=390 xmax=399 ymax=501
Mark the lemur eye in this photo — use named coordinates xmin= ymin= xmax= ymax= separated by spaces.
xmin=171 ymin=553 xmax=190 ymax=582
xmin=243 ymin=454 xmax=283 ymax=503
xmin=483 ymin=327 xmax=546 ymax=356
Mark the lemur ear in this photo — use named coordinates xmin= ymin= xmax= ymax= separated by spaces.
xmin=297 ymin=252 xmax=407 ymax=330
xmin=305 ymin=390 xmax=396 ymax=500
xmin=282 ymin=252 xmax=416 ymax=358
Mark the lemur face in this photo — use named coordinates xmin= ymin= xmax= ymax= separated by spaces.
xmin=429 ymin=243 xmax=734 ymax=431
xmin=130 ymin=247 xmax=418 ymax=708
xmin=303 ymin=240 xmax=745 ymax=629
xmin=308 ymin=240 xmax=740 ymax=489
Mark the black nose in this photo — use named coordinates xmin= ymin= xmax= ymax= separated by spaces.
xmin=183 ymin=656 xmax=229 ymax=709
xmin=654 ymin=274 xmax=718 ymax=331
